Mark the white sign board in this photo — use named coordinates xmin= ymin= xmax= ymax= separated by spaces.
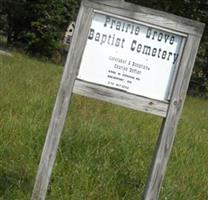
xmin=78 ymin=12 xmax=183 ymax=101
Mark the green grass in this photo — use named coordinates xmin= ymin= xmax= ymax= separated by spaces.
xmin=0 ymin=52 xmax=208 ymax=200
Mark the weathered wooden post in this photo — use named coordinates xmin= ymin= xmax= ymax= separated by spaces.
xmin=31 ymin=4 xmax=94 ymax=200
xmin=31 ymin=1 xmax=204 ymax=199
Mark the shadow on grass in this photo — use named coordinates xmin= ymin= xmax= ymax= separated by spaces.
xmin=0 ymin=170 xmax=33 ymax=196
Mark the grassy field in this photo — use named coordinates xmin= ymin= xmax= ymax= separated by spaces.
xmin=0 ymin=52 xmax=208 ymax=200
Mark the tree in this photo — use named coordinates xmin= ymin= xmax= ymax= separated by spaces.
xmin=0 ymin=0 xmax=81 ymax=57
xmin=0 ymin=0 xmax=27 ymax=44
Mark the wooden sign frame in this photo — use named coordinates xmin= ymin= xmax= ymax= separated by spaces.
xmin=31 ymin=0 xmax=204 ymax=199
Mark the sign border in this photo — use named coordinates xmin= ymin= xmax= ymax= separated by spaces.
xmin=74 ymin=9 xmax=188 ymax=116
xmin=31 ymin=1 xmax=205 ymax=200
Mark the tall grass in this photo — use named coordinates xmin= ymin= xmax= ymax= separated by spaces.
xmin=0 ymin=52 xmax=208 ymax=200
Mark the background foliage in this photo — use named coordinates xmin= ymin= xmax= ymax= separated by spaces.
xmin=0 ymin=0 xmax=207 ymax=96
xmin=0 ymin=0 xmax=81 ymax=59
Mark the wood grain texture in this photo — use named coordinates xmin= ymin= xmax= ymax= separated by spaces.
xmin=31 ymin=4 xmax=94 ymax=200
xmin=74 ymin=80 xmax=169 ymax=117
xmin=143 ymin=34 xmax=204 ymax=200
xmin=84 ymin=0 xmax=204 ymax=36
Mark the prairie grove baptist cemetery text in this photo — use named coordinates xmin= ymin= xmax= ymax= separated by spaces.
xmin=88 ymin=15 xmax=179 ymax=65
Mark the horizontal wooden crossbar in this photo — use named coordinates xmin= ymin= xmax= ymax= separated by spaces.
xmin=74 ymin=80 xmax=169 ymax=117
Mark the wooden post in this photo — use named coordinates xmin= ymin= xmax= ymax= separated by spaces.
xmin=143 ymin=35 xmax=203 ymax=200
xmin=31 ymin=4 xmax=93 ymax=200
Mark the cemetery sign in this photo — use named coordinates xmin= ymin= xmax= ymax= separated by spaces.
xmin=78 ymin=12 xmax=183 ymax=101
xmin=31 ymin=1 xmax=204 ymax=200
